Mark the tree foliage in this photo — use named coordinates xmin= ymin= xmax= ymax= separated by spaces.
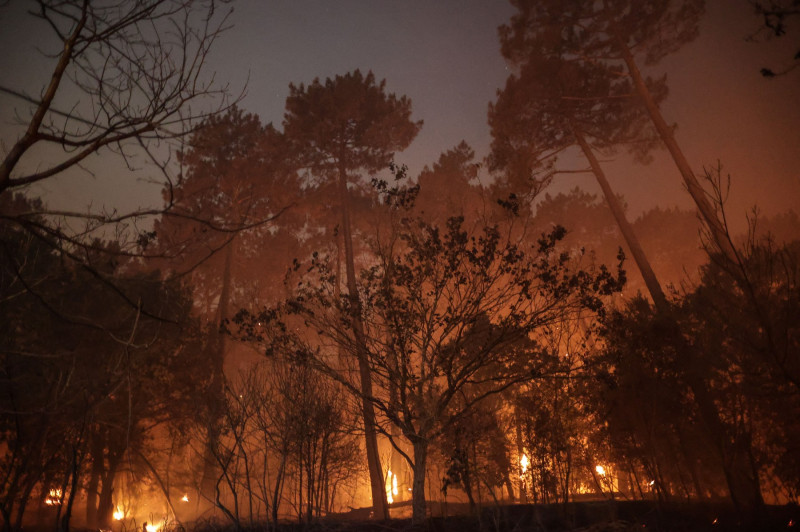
xmin=232 ymin=213 xmax=624 ymax=525
xmin=0 ymin=197 xmax=205 ymax=530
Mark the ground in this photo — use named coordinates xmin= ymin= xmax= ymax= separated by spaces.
xmin=186 ymin=501 xmax=800 ymax=532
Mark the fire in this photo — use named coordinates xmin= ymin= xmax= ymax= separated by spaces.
xmin=145 ymin=523 xmax=160 ymax=532
xmin=520 ymin=454 xmax=529 ymax=475
xmin=595 ymin=465 xmax=606 ymax=476
xmin=113 ymin=507 xmax=124 ymax=520
xmin=181 ymin=494 xmax=189 ymax=502
xmin=385 ymin=469 xmax=398 ymax=504
xmin=44 ymin=488 xmax=62 ymax=506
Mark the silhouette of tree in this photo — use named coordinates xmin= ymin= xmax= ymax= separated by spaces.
xmin=151 ymin=105 xmax=300 ymax=510
xmin=281 ymin=69 xmax=422 ymax=520
xmin=0 ymin=0 xmax=237 ymax=287
xmin=498 ymin=2 xmax=771 ymax=517
xmin=413 ymin=142 xmax=486 ymax=227
xmin=0 ymin=198 xmax=204 ymax=530
xmin=490 ymin=27 xmax=667 ymax=309
xmin=498 ymin=0 xmax=737 ymax=260
xmin=233 ymin=214 xmax=624 ymax=525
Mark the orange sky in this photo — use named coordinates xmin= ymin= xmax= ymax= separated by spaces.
xmin=0 ymin=0 xmax=797 ymax=232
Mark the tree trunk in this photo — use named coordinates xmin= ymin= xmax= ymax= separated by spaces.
xmin=615 ymin=38 xmax=739 ymax=267
xmin=620 ymin=43 xmax=772 ymax=518
xmin=572 ymin=124 xmax=668 ymax=310
xmin=411 ymin=439 xmax=428 ymax=527
xmin=59 ymin=443 xmax=83 ymax=532
xmin=85 ymin=431 xmax=104 ymax=527
xmin=200 ymin=242 xmax=234 ymax=509
xmin=271 ymin=449 xmax=287 ymax=525
xmin=97 ymin=450 xmax=122 ymax=529
xmin=337 ymin=166 xmax=388 ymax=520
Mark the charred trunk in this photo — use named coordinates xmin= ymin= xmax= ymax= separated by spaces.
xmin=85 ymin=431 xmax=104 ymax=527
xmin=411 ymin=439 xmax=428 ymax=527
xmin=97 ymin=449 xmax=122 ymax=529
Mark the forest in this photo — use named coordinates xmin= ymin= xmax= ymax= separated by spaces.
xmin=1 ymin=1 xmax=798 ymax=531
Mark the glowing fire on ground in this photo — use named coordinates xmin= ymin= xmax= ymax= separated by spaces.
xmin=145 ymin=523 xmax=161 ymax=532
xmin=181 ymin=494 xmax=189 ymax=502
xmin=44 ymin=488 xmax=62 ymax=506
xmin=386 ymin=470 xmax=398 ymax=504
xmin=113 ymin=506 xmax=125 ymax=520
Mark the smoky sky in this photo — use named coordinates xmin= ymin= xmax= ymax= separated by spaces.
xmin=0 ymin=0 xmax=798 ymax=229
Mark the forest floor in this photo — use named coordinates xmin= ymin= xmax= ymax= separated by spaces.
xmin=194 ymin=500 xmax=800 ymax=532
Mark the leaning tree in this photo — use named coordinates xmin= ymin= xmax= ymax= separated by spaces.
xmin=497 ymin=1 xmax=771 ymax=517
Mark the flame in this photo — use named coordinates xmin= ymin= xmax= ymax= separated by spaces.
xmin=145 ymin=523 xmax=160 ymax=532
xmin=595 ymin=465 xmax=606 ymax=476
xmin=113 ymin=507 xmax=124 ymax=520
xmin=44 ymin=488 xmax=62 ymax=506
xmin=386 ymin=469 xmax=395 ymax=504
xmin=520 ymin=454 xmax=529 ymax=475
xmin=181 ymin=494 xmax=189 ymax=502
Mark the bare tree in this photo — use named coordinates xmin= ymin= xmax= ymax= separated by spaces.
xmin=0 ymin=0 xmax=238 ymax=271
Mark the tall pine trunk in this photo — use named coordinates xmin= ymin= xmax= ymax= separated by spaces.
xmin=572 ymin=123 xmax=668 ymax=309
xmin=199 ymin=242 xmax=234 ymax=510
xmin=615 ymin=38 xmax=739 ymax=266
xmin=337 ymin=167 xmax=388 ymax=520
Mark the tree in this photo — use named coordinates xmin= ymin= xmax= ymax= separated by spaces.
xmin=151 ymin=106 xmax=299 ymax=508
xmin=234 ymin=213 xmax=624 ymax=525
xmin=500 ymin=0 xmax=740 ymax=265
xmin=593 ymin=297 xmax=729 ymax=503
xmin=498 ymin=2 xmax=773 ymax=517
xmin=685 ymin=212 xmax=800 ymax=498
xmin=281 ymin=69 xmax=422 ymax=520
xmin=0 ymin=0 xmax=237 ymax=321
xmin=0 ymin=196 xmax=205 ymax=531
xmin=413 ymin=142 xmax=487 ymax=227
xmin=490 ymin=32 xmax=668 ymax=310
